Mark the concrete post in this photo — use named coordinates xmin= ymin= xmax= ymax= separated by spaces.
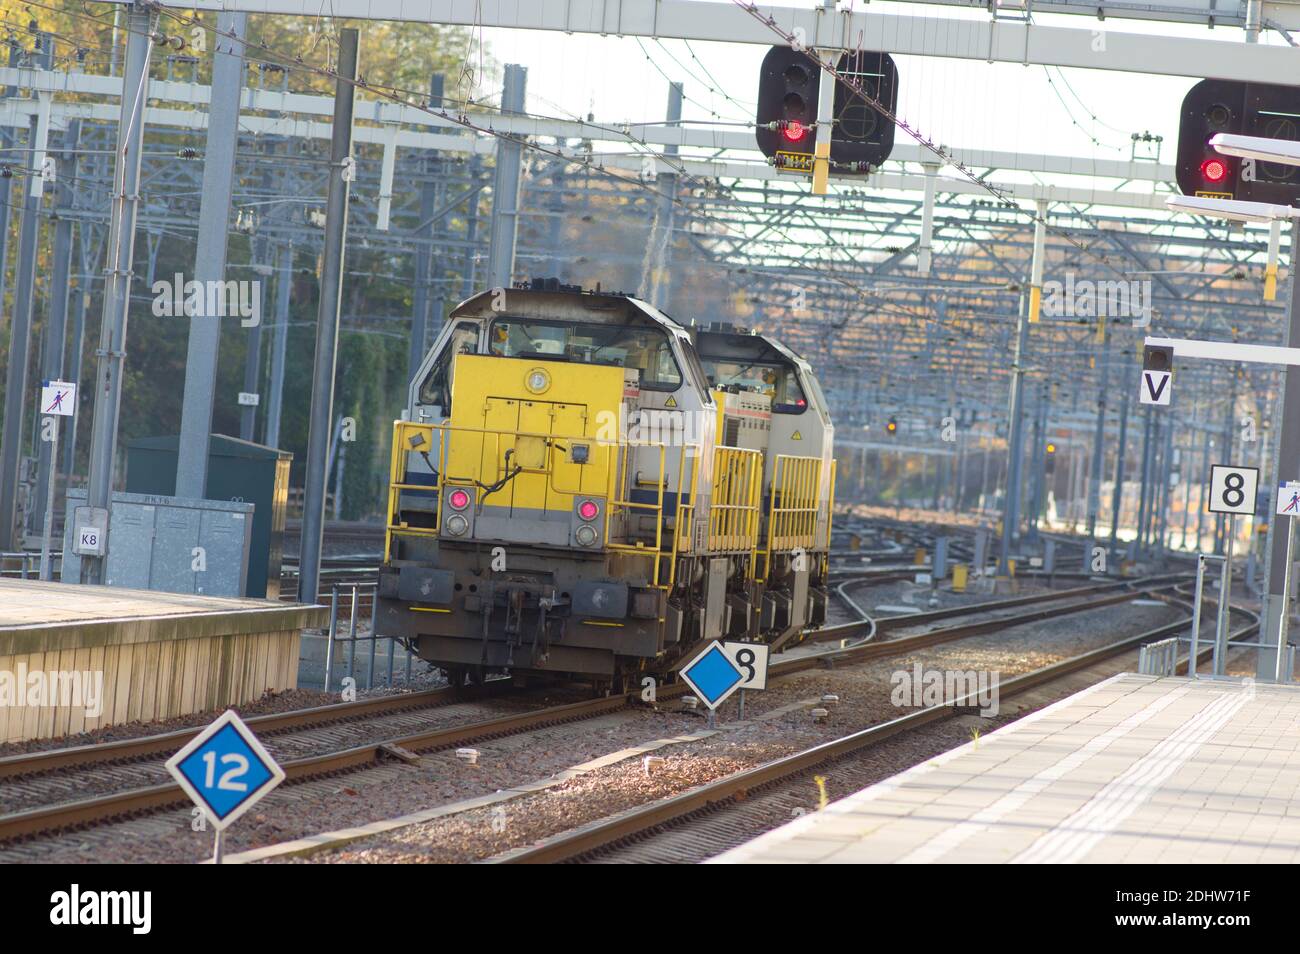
xmin=0 ymin=33 xmax=52 ymax=548
xmin=1260 ymin=220 xmax=1300 ymax=676
xmin=645 ymin=81 xmax=682 ymax=309
xmin=408 ymin=75 xmax=443 ymax=387
xmin=486 ymin=65 xmax=527 ymax=291
xmin=1110 ymin=361 xmax=1132 ymax=557
xmin=31 ymin=119 xmax=81 ymax=535
xmin=297 ymin=28 xmax=359 ymax=607
xmin=263 ymin=240 xmax=293 ymax=449
xmin=176 ymin=11 xmax=249 ymax=497
xmin=80 ymin=4 xmax=157 ymax=584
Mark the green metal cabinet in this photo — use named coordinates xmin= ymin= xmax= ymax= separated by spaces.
xmin=125 ymin=434 xmax=292 ymax=598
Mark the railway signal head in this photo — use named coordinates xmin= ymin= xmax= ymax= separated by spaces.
xmin=1142 ymin=344 xmax=1173 ymax=374
xmin=886 ymin=417 xmax=898 ymax=435
xmin=756 ymin=46 xmax=898 ymax=171
xmin=756 ymin=46 xmax=819 ymax=162
xmin=1177 ymin=78 xmax=1300 ymax=203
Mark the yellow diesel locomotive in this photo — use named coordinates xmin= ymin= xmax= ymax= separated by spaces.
xmin=376 ymin=280 xmax=835 ymax=688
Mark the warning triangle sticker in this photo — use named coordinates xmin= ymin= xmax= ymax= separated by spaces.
xmin=665 ymin=396 xmax=677 ymax=408
xmin=791 ymin=430 xmax=803 ymax=440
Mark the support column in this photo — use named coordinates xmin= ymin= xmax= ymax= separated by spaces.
xmin=461 ymin=155 xmax=481 ymax=297
xmin=1260 ymin=220 xmax=1300 ymax=673
xmin=1197 ymin=419 xmax=1212 ymax=552
xmin=297 ymin=28 xmax=359 ymax=607
xmin=645 ymin=81 xmax=682 ymax=309
xmin=1110 ymin=362 xmax=1132 ymax=557
xmin=65 ymin=226 xmax=94 ymax=477
xmin=999 ymin=201 xmax=1046 ymax=572
xmin=1214 ymin=367 xmax=1239 ymax=554
xmin=1086 ymin=321 xmax=1110 ymax=539
xmin=485 ymin=65 xmax=526 ymax=291
xmin=32 ymin=119 xmax=81 ymax=533
xmin=917 ymin=163 xmax=938 ymax=276
xmin=408 ymin=74 xmax=443 ymax=386
xmin=1026 ymin=385 xmax=1046 ymax=543
xmin=1179 ymin=424 xmax=1194 ymax=548
xmin=0 ymin=42 xmax=21 ymax=360
xmin=80 ymin=5 xmax=156 ymax=584
xmin=176 ymin=11 xmax=249 ymax=498
xmin=1155 ymin=414 xmax=1175 ymax=552
xmin=0 ymin=33 xmax=52 ymax=549
xmin=999 ymin=295 xmax=1031 ymax=571
xmin=1135 ymin=407 xmax=1154 ymax=559
xmin=239 ymin=235 xmax=269 ymax=442
xmin=263 ymin=240 xmax=293 ymax=449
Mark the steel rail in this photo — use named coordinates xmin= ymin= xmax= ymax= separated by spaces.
xmin=0 ymin=579 xmax=1182 ymax=844
xmin=0 ymin=680 xmax=517 ymax=781
xmin=491 ymin=607 xmax=1256 ymax=864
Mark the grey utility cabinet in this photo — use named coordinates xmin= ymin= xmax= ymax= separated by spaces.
xmin=61 ymin=489 xmax=254 ymax=596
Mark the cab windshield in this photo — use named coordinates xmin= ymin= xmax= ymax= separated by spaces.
xmin=488 ymin=318 xmax=682 ymax=391
xmin=702 ymin=358 xmax=807 ymax=414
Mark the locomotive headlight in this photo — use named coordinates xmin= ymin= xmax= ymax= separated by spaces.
xmin=577 ymin=499 xmax=600 ymax=522
xmin=445 ymin=513 xmax=469 ymax=536
xmin=447 ymin=488 xmax=471 ymax=511
xmin=575 ymin=524 xmax=599 ymax=547
xmin=525 ymin=367 xmax=551 ymax=394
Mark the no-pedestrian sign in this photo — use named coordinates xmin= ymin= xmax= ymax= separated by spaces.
xmin=1279 ymin=482 xmax=1300 ymax=517
xmin=39 ymin=380 xmax=75 ymax=417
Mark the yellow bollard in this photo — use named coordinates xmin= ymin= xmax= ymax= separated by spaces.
xmin=952 ymin=564 xmax=968 ymax=593
xmin=1007 ymin=559 xmax=1016 ymax=578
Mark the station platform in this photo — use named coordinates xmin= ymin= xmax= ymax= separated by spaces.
xmin=0 ymin=579 xmax=324 ymax=742
xmin=713 ymin=672 xmax=1300 ymax=864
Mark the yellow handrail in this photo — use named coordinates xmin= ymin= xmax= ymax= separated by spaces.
xmin=708 ymin=446 xmax=763 ymax=553
xmin=759 ymin=454 xmax=824 ymax=581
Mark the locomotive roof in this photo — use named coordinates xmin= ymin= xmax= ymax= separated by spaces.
xmin=450 ymin=287 xmax=690 ymax=336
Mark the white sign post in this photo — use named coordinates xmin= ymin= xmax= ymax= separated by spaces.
xmin=722 ymin=641 xmax=770 ymax=719
xmin=1206 ymin=465 xmax=1258 ymax=674
xmin=37 ymin=381 xmax=75 ymax=581
xmin=166 ymin=709 xmax=285 ymax=863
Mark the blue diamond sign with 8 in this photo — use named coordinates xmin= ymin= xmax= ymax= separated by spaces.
xmin=679 ymin=641 xmax=745 ymax=710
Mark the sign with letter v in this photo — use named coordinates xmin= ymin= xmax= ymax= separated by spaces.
xmin=1139 ymin=370 xmax=1171 ymax=405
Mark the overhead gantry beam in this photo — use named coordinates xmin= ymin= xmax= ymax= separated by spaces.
xmin=113 ymin=0 xmax=1300 ymax=82
xmin=0 ymin=68 xmax=1178 ymax=211
xmin=0 ymin=66 xmax=1175 ymax=183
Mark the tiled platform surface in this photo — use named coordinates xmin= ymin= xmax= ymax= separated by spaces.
xmin=713 ymin=673 xmax=1300 ymax=864
xmin=0 ymin=579 xmax=324 ymax=741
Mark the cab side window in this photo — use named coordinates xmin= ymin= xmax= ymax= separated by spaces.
xmin=418 ymin=322 xmax=479 ymax=413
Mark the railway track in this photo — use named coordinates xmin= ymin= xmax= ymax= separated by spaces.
xmin=490 ymin=601 xmax=1258 ymax=864
xmin=0 ymin=574 xmax=1182 ymax=847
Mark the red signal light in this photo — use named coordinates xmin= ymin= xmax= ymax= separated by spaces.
xmin=782 ymin=120 xmax=805 ymax=142
xmin=1200 ymin=158 xmax=1228 ymax=183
